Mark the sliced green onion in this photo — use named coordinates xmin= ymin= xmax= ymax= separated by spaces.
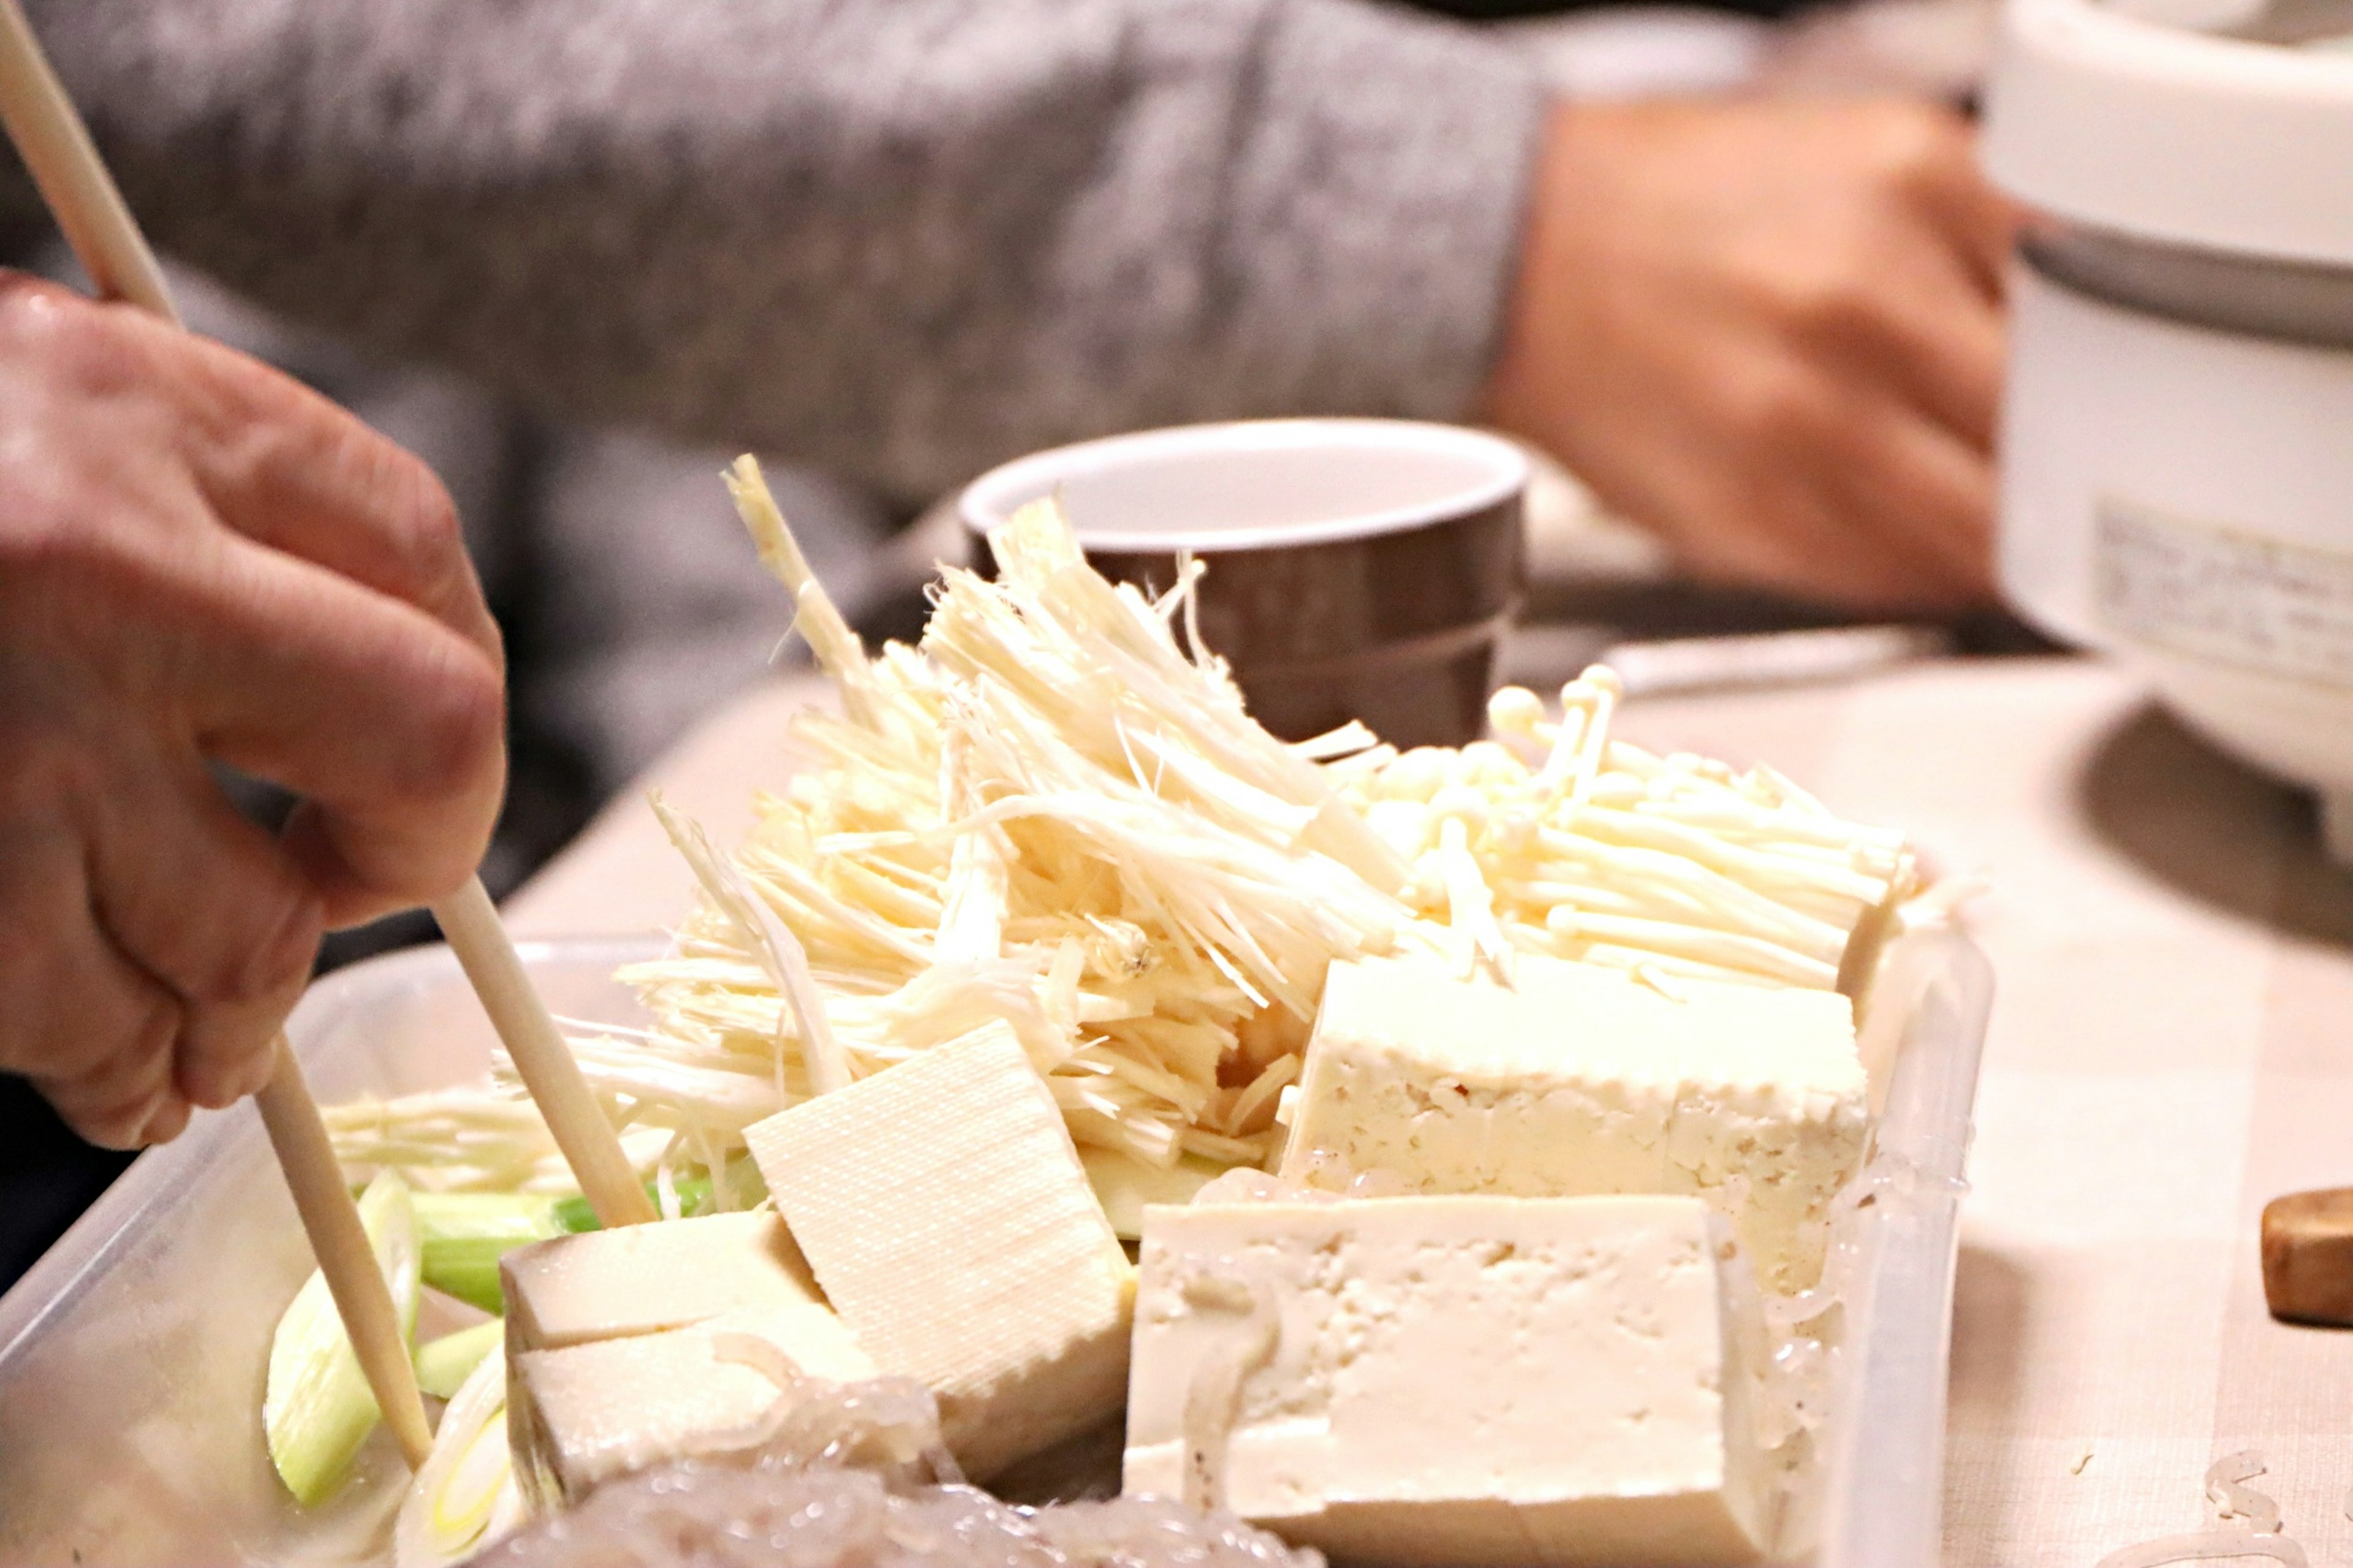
xmin=550 ymin=1172 xmax=724 ymax=1233
xmin=1080 ymin=1146 xmax=1225 ymax=1240
xmin=415 ymin=1318 xmax=505 ymax=1401
xmin=547 ymin=1192 xmax=605 ymax=1235
xmin=394 ymin=1341 xmax=525 ymax=1568
xmin=265 ymin=1169 xmax=420 ymax=1506
xmin=419 ymin=1238 xmax=525 ymax=1316
xmin=414 ymin=1194 xmax=566 ymax=1313
xmin=415 ymin=1168 xmax=763 ymax=1313
xmin=413 ymin=1191 xmax=566 ymax=1245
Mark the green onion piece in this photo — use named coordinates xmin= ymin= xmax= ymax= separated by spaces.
xmin=394 ymin=1341 xmax=525 ymax=1567
xmin=420 ymin=1239 xmax=520 ymax=1316
xmin=1080 ymin=1146 xmax=1228 ymax=1240
xmin=415 ymin=1319 xmax=505 ymax=1401
xmin=551 ymin=1176 xmax=709 ymax=1233
xmin=415 ymin=1180 xmax=746 ymax=1313
xmin=414 ymin=1194 xmax=566 ymax=1314
xmin=412 ymin=1191 xmax=566 ymax=1245
xmin=264 ymin=1170 xmax=422 ymax=1506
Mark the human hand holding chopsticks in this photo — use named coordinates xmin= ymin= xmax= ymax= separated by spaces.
xmin=0 ymin=276 xmax=506 ymax=1148
xmin=0 ymin=0 xmax=639 ymax=1475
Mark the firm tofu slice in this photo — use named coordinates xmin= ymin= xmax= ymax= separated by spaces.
xmin=745 ymin=1021 xmax=1135 ymax=1480
xmin=1276 ymin=954 xmax=1868 ymax=1292
xmin=1124 ymin=1195 xmax=1771 ymax=1568
xmin=510 ymin=1303 xmax=874 ymax=1506
xmin=499 ymin=1211 xmax=824 ymax=1352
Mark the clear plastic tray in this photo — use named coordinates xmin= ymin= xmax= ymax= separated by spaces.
xmin=0 ymin=930 xmax=1991 ymax=1567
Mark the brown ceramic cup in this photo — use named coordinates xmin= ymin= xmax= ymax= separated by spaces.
xmin=957 ymin=419 xmax=1527 ymax=748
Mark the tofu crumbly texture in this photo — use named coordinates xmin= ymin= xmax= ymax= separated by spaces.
xmin=499 ymin=1210 xmax=824 ymax=1352
xmin=746 ymin=1020 xmax=1137 ymax=1481
xmin=1276 ymin=954 xmax=1868 ymax=1293
xmin=1123 ymin=1194 xmax=1771 ymax=1568
xmin=510 ymin=1303 xmax=876 ymax=1506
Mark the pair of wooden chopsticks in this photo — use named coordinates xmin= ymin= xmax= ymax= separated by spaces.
xmin=0 ymin=0 xmax=658 ymax=1469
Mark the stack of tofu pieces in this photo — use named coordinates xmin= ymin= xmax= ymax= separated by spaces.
xmin=1125 ymin=953 xmax=1871 ymax=1567
xmin=501 ymin=1021 xmax=1135 ymax=1502
xmin=500 ymin=951 xmax=1870 ymax=1568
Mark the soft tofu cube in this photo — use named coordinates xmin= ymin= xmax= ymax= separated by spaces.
xmin=1124 ymin=1194 xmax=1771 ymax=1568
xmin=745 ymin=1021 xmax=1135 ymax=1480
xmin=500 ymin=1211 xmax=824 ymax=1352
xmin=510 ymin=1303 xmax=874 ymax=1505
xmin=1276 ymin=954 xmax=1868 ymax=1292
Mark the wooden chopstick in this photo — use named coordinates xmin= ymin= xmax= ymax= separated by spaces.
xmin=0 ymin=0 xmax=171 ymax=320
xmin=430 ymin=882 xmax=655 ymax=1225
xmin=0 ymin=0 xmax=658 ymax=1466
xmin=252 ymin=1039 xmax=434 ymax=1468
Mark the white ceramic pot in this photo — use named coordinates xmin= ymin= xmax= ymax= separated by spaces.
xmin=1984 ymin=0 xmax=2353 ymax=854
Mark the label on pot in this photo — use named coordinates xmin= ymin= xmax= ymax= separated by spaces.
xmin=2094 ymin=499 xmax=2353 ymax=689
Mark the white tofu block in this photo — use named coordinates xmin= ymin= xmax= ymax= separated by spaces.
xmin=501 ymin=1211 xmax=824 ymax=1352
xmin=510 ymin=1303 xmax=874 ymax=1505
xmin=1123 ymin=1195 xmax=1770 ymax=1568
xmin=1276 ymin=954 xmax=1868 ymax=1292
xmin=745 ymin=1021 xmax=1136 ymax=1480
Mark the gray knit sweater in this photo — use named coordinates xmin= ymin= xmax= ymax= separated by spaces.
xmin=26 ymin=0 xmax=1547 ymax=509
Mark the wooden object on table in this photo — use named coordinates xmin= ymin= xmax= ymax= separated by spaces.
xmin=0 ymin=0 xmax=173 ymax=319
xmin=2261 ymin=1187 xmax=2353 ymax=1327
xmin=252 ymin=1037 xmax=433 ymax=1468
xmin=431 ymin=881 xmax=656 ymax=1227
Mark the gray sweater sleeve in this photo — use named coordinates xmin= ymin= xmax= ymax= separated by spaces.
xmin=29 ymin=0 xmax=1546 ymax=507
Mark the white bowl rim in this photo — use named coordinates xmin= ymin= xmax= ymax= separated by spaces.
xmin=957 ymin=418 xmax=1531 ymax=554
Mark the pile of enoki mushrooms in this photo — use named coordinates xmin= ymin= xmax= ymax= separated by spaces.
xmin=328 ymin=458 xmax=1939 ymax=1204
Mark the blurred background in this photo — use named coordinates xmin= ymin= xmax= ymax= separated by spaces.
xmin=0 ymin=0 xmax=2036 ymax=1279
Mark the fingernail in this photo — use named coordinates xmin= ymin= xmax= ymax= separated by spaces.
xmin=179 ymin=1059 xmax=241 ymax=1112
xmin=178 ymin=1067 xmax=229 ymax=1112
xmin=181 ymin=1031 xmax=286 ymax=1109
xmin=236 ymin=1051 xmax=280 ymax=1101
xmin=138 ymin=1099 xmax=192 ymax=1147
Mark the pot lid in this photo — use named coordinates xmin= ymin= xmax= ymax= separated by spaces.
xmin=1982 ymin=0 xmax=2353 ymax=266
